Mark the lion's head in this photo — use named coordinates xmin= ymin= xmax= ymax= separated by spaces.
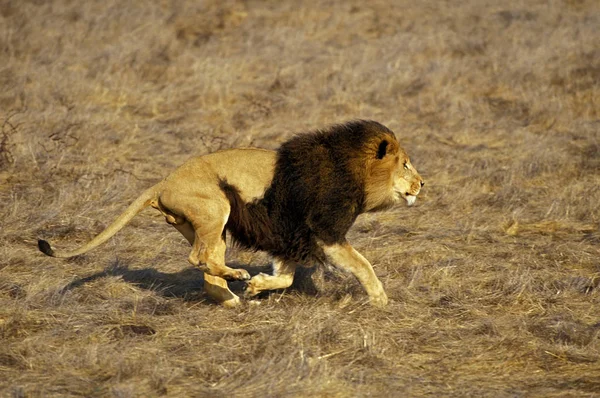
xmin=362 ymin=123 xmax=424 ymax=211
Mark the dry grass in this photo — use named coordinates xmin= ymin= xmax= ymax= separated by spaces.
xmin=1 ymin=0 xmax=600 ymax=396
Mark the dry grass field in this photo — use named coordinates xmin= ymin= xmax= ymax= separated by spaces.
xmin=1 ymin=0 xmax=600 ymax=396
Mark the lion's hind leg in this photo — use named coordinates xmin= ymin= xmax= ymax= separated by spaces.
xmin=162 ymin=192 xmax=251 ymax=282
xmin=244 ymin=258 xmax=296 ymax=297
xmin=190 ymin=233 xmax=250 ymax=281
xmin=187 ymin=209 xmax=251 ymax=282
xmin=172 ymin=222 xmax=241 ymax=308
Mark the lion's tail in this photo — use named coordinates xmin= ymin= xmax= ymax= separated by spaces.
xmin=38 ymin=185 xmax=160 ymax=258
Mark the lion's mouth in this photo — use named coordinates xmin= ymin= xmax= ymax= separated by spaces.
xmin=396 ymin=191 xmax=418 ymax=206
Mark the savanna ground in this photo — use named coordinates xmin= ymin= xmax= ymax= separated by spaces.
xmin=1 ymin=0 xmax=599 ymax=396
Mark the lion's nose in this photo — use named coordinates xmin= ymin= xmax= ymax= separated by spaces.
xmin=420 ymin=181 xmax=425 ymax=187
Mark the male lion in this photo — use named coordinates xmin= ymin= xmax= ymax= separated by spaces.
xmin=38 ymin=120 xmax=424 ymax=307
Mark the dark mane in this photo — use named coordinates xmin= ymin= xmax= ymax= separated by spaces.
xmin=220 ymin=120 xmax=396 ymax=265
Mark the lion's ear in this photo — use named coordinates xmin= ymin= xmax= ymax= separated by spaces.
xmin=376 ymin=140 xmax=388 ymax=159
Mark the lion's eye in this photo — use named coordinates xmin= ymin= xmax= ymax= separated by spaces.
xmin=403 ymin=162 xmax=409 ymax=170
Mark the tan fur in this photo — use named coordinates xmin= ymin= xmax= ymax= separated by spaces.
xmin=39 ymin=148 xmax=276 ymax=307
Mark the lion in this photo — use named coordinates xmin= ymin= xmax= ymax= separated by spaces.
xmin=38 ymin=120 xmax=424 ymax=307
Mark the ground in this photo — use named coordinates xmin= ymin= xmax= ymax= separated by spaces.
xmin=1 ymin=0 xmax=599 ymax=396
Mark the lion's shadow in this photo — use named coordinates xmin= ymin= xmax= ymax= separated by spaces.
xmin=60 ymin=260 xmax=320 ymax=302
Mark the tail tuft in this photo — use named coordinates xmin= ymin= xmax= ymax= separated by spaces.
xmin=38 ymin=240 xmax=55 ymax=257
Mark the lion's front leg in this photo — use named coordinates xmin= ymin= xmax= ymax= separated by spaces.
xmin=321 ymin=242 xmax=388 ymax=307
xmin=244 ymin=258 xmax=296 ymax=297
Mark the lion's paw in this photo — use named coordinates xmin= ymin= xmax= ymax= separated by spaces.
xmin=221 ymin=295 xmax=242 ymax=308
xmin=243 ymin=273 xmax=268 ymax=297
xmin=369 ymin=291 xmax=389 ymax=307
xmin=225 ymin=268 xmax=251 ymax=281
